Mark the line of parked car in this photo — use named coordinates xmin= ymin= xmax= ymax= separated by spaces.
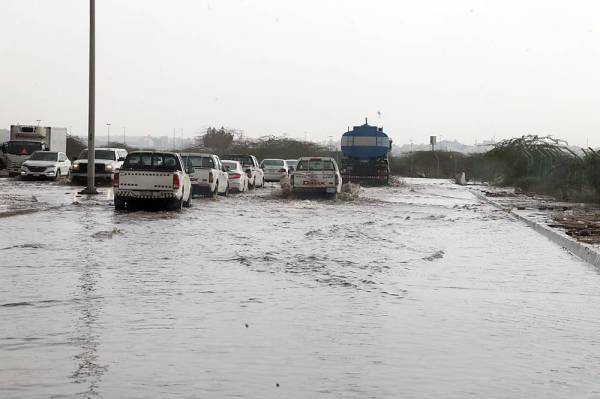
xmin=14 ymin=147 xmax=344 ymax=211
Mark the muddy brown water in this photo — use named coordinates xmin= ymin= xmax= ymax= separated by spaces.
xmin=1 ymin=178 xmax=600 ymax=398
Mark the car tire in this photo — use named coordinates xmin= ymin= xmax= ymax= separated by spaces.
xmin=183 ymin=190 xmax=192 ymax=207
xmin=249 ymin=178 xmax=255 ymax=190
xmin=169 ymin=197 xmax=183 ymax=211
xmin=114 ymin=196 xmax=126 ymax=210
xmin=211 ymin=184 xmax=218 ymax=198
xmin=219 ymin=183 xmax=229 ymax=197
xmin=54 ymin=169 xmax=60 ymax=181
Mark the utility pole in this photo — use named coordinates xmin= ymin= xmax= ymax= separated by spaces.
xmin=106 ymin=123 xmax=111 ymax=146
xmin=80 ymin=0 xmax=97 ymax=195
xmin=123 ymin=126 xmax=126 ymax=145
xmin=410 ymin=139 xmax=414 ymax=176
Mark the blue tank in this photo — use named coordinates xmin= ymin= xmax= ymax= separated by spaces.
xmin=341 ymin=122 xmax=390 ymax=159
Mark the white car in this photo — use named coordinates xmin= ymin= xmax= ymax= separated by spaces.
xmin=260 ymin=159 xmax=289 ymax=182
xmin=180 ymin=153 xmax=229 ymax=197
xmin=71 ymin=147 xmax=127 ymax=183
xmin=222 ymin=154 xmax=264 ymax=189
xmin=222 ymin=160 xmax=249 ymax=192
xmin=20 ymin=151 xmax=71 ymax=180
xmin=291 ymin=157 xmax=342 ymax=198
xmin=113 ymin=151 xmax=192 ymax=211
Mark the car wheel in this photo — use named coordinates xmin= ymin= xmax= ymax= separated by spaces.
xmin=219 ymin=183 xmax=229 ymax=197
xmin=114 ymin=196 xmax=126 ymax=210
xmin=169 ymin=197 xmax=183 ymax=211
xmin=54 ymin=169 xmax=60 ymax=181
xmin=249 ymin=178 xmax=255 ymax=190
xmin=211 ymin=183 xmax=218 ymax=198
xmin=183 ymin=189 xmax=192 ymax=207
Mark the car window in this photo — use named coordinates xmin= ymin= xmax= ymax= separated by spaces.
xmin=29 ymin=151 xmax=58 ymax=161
xmin=184 ymin=156 xmax=215 ymax=168
xmin=123 ymin=153 xmax=180 ymax=171
xmin=296 ymin=160 xmax=308 ymax=171
xmin=222 ymin=161 xmax=238 ymax=171
xmin=79 ymin=150 xmax=116 ymax=160
xmin=262 ymin=159 xmax=284 ymax=167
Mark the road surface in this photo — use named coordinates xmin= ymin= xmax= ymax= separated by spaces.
xmin=1 ymin=178 xmax=599 ymax=398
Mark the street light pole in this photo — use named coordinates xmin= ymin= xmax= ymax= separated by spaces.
xmin=81 ymin=0 xmax=97 ymax=195
xmin=107 ymin=123 xmax=111 ymax=146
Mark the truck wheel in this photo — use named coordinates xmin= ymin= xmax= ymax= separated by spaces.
xmin=183 ymin=191 xmax=192 ymax=207
xmin=211 ymin=184 xmax=218 ymax=198
xmin=169 ymin=197 xmax=183 ymax=211
xmin=219 ymin=183 xmax=229 ymax=197
xmin=114 ymin=196 xmax=126 ymax=210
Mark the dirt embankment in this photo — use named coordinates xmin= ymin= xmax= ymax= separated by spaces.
xmin=482 ymin=189 xmax=600 ymax=245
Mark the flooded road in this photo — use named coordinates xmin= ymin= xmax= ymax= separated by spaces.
xmin=1 ymin=178 xmax=600 ymax=398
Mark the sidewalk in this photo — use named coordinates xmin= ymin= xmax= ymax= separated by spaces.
xmin=471 ymin=186 xmax=600 ymax=268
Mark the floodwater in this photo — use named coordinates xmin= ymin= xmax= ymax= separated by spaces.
xmin=1 ymin=178 xmax=600 ymax=398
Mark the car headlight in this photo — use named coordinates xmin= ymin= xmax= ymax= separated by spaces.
xmin=72 ymin=162 xmax=80 ymax=170
xmin=105 ymin=164 xmax=113 ymax=171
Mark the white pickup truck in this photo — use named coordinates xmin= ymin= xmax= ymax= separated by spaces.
xmin=113 ymin=151 xmax=192 ymax=211
xmin=180 ymin=153 xmax=229 ymax=197
xmin=290 ymin=157 xmax=342 ymax=198
xmin=222 ymin=154 xmax=264 ymax=189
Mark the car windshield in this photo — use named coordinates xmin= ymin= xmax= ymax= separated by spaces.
xmin=222 ymin=161 xmax=239 ymax=171
xmin=286 ymin=160 xmax=298 ymax=166
xmin=7 ymin=141 xmax=42 ymax=155
xmin=78 ymin=150 xmax=116 ymax=160
xmin=28 ymin=151 xmax=58 ymax=161
xmin=183 ymin=156 xmax=214 ymax=168
xmin=123 ymin=153 xmax=180 ymax=171
xmin=262 ymin=159 xmax=284 ymax=167
xmin=224 ymin=155 xmax=253 ymax=166
xmin=296 ymin=160 xmax=335 ymax=171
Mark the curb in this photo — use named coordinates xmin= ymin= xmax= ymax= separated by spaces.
xmin=473 ymin=191 xmax=600 ymax=268
xmin=0 ymin=208 xmax=42 ymax=219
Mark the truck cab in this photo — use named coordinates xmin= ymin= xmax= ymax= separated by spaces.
xmin=1 ymin=125 xmax=67 ymax=177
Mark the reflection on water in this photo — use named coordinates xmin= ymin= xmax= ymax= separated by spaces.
xmin=71 ymin=210 xmax=106 ymax=397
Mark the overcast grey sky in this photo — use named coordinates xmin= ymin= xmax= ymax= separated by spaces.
xmin=2 ymin=0 xmax=600 ymax=146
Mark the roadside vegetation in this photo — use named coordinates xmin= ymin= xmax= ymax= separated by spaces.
xmin=184 ymin=127 xmax=337 ymax=160
xmin=393 ymin=135 xmax=600 ymax=203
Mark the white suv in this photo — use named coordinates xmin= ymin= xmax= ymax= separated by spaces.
xmin=20 ymin=151 xmax=71 ymax=180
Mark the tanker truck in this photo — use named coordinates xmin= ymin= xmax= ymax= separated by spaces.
xmin=340 ymin=120 xmax=392 ymax=185
xmin=0 ymin=125 xmax=67 ymax=176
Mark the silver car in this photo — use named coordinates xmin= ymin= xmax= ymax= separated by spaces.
xmin=260 ymin=159 xmax=289 ymax=182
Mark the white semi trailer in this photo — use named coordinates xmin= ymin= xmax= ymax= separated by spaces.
xmin=0 ymin=125 xmax=67 ymax=176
